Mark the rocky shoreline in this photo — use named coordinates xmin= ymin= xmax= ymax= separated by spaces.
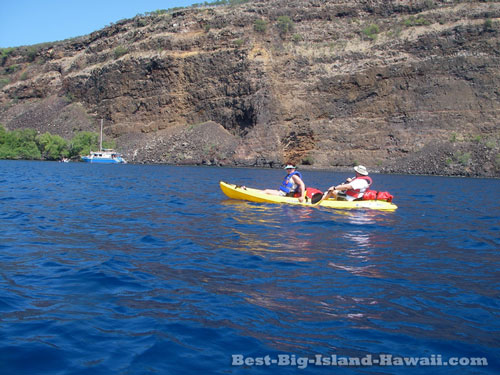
xmin=1 ymin=0 xmax=499 ymax=177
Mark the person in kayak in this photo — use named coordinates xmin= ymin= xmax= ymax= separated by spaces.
xmin=264 ymin=164 xmax=306 ymax=203
xmin=320 ymin=165 xmax=372 ymax=201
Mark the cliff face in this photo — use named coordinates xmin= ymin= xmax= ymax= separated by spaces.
xmin=1 ymin=0 xmax=499 ymax=176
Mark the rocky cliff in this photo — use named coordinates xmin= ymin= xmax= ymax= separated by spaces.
xmin=1 ymin=0 xmax=499 ymax=176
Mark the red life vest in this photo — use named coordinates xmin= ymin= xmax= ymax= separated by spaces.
xmin=345 ymin=176 xmax=373 ymax=199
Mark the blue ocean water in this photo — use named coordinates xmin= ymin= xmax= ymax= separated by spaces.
xmin=0 ymin=160 xmax=498 ymax=375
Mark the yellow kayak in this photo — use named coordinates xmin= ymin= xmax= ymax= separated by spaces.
xmin=220 ymin=181 xmax=398 ymax=211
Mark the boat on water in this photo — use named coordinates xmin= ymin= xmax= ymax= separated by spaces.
xmin=220 ymin=181 xmax=398 ymax=211
xmin=81 ymin=120 xmax=126 ymax=164
xmin=81 ymin=149 xmax=126 ymax=164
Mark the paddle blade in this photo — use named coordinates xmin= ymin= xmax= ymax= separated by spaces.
xmin=311 ymin=192 xmax=324 ymax=204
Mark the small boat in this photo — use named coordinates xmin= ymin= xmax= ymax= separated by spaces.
xmin=81 ymin=119 xmax=126 ymax=164
xmin=220 ymin=181 xmax=398 ymax=211
xmin=81 ymin=149 xmax=126 ymax=164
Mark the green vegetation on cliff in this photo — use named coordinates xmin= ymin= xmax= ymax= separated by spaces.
xmin=0 ymin=127 xmax=41 ymax=160
xmin=37 ymin=132 xmax=69 ymax=160
xmin=0 ymin=125 xmax=115 ymax=161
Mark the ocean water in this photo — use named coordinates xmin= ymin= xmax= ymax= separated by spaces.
xmin=0 ymin=160 xmax=498 ymax=375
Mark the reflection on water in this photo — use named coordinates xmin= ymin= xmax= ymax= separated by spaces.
xmin=325 ymin=210 xmax=386 ymax=279
xmin=344 ymin=231 xmax=372 ymax=248
xmin=220 ymin=200 xmax=316 ymax=260
xmin=328 ymin=260 xmax=380 ymax=278
xmin=333 ymin=208 xmax=395 ymax=225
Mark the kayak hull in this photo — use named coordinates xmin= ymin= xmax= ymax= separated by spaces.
xmin=220 ymin=181 xmax=398 ymax=211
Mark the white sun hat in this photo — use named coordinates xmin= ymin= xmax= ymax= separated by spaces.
xmin=354 ymin=165 xmax=368 ymax=175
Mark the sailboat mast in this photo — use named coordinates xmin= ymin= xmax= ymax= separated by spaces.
xmin=100 ymin=119 xmax=103 ymax=152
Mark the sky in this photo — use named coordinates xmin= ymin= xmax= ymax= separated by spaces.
xmin=0 ymin=0 xmax=200 ymax=48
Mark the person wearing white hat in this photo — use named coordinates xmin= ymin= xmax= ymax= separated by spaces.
xmin=319 ymin=165 xmax=373 ymax=202
xmin=263 ymin=164 xmax=306 ymax=203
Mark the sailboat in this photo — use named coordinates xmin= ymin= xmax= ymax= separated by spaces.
xmin=81 ymin=120 xmax=126 ymax=164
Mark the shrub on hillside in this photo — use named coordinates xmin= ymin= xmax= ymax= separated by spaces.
xmin=114 ymin=46 xmax=128 ymax=59
xmin=254 ymin=19 xmax=267 ymax=33
xmin=276 ymin=16 xmax=294 ymax=37
xmin=362 ymin=24 xmax=380 ymax=41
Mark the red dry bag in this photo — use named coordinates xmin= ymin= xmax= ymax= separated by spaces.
xmin=362 ymin=189 xmax=378 ymax=200
xmin=305 ymin=187 xmax=323 ymax=199
xmin=376 ymin=191 xmax=393 ymax=202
